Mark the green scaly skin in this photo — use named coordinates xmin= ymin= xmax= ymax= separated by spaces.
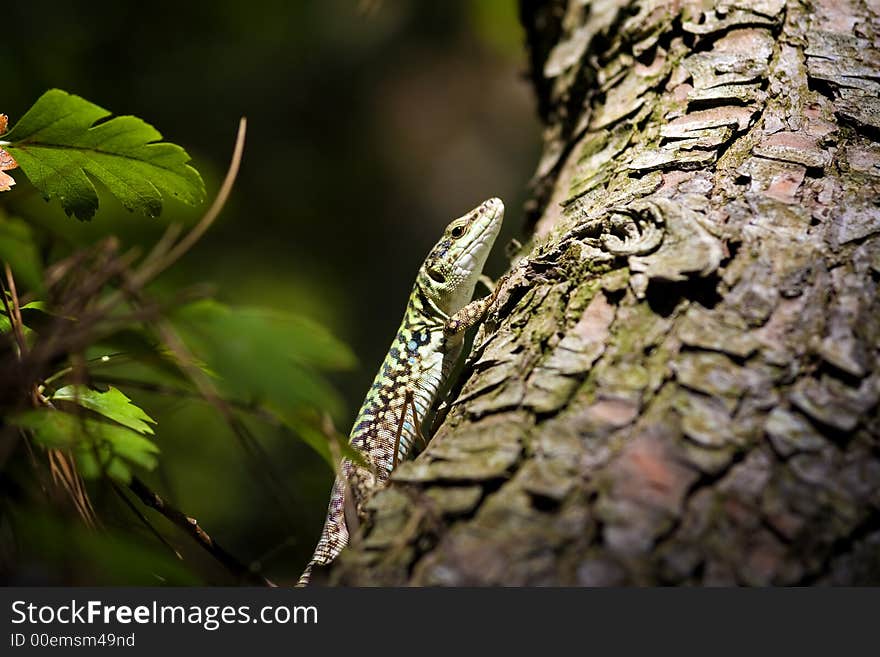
xmin=298 ymin=198 xmax=505 ymax=585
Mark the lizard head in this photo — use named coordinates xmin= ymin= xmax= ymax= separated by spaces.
xmin=418 ymin=197 xmax=504 ymax=315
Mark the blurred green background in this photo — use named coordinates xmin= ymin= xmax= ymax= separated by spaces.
xmin=0 ymin=0 xmax=539 ymax=584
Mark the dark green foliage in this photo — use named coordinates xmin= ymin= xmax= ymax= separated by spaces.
xmin=12 ymin=407 xmax=159 ymax=483
xmin=0 ymin=89 xmax=355 ymax=585
xmin=171 ymin=299 xmax=356 ymax=464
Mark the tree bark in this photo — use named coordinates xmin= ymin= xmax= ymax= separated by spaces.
xmin=331 ymin=0 xmax=880 ymax=585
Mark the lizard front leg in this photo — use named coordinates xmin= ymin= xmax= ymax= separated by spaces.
xmin=443 ymin=277 xmax=505 ymax=338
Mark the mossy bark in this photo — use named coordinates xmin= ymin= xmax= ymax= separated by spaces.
xmin=330 ymin=0 xmax=880 ymax=585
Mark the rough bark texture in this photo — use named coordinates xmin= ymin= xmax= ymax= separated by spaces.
xmin=330 ymin=0 xmax=880 ymax=585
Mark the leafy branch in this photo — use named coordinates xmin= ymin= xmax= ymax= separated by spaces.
xmin=1 ymin=89 xmax=205 ymax=220
xmin=0 ymin=91 xmax=355 ymax=585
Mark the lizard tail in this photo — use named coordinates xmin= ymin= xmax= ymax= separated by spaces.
xmin=296 ymin=562 xmax=314 ymax=588
xmin=297 ymin=477 xmax=349 ymax=586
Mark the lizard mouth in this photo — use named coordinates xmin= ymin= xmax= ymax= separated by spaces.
xmin=456 ymin=198 xmax=504 ymax=274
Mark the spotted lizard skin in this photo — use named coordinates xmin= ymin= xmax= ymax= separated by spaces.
xmin=298 ymin=198 xmax=504 ymax=585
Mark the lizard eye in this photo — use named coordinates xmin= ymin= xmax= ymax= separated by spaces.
xmin=450 ymin=225 xmax=465 ymax=238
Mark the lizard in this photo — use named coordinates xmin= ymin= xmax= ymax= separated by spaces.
xmin=298 ymin=197 xmax=505 ymax=586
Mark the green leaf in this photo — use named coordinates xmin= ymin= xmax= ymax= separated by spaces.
xmin=11 ymin=408 xmax=159 ymax=482
xmin=172 ymin=299 xmax=354 ymax=408
xmin=170 ymin=299 xmax=356 ymax=465
xmin=0 ymin=217 xmax=43 ymax=291
xmin=52 ymin=385 xmax=156 ymax=435
xmin=2 ymin=89 xmax=205 ymax=221
xmin=1 ymin=301 xmax=60 ymax=340
xmin=0 ymin=300 xmax=75 ymax=337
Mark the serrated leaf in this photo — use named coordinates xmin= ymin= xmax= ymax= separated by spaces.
xmin=52 ymin=385 xmax=156 ymax=435
xmin=11 ymin=408 xmax=159 ymax=482
xmin=2 ymin=89 xmax=205 ymax=220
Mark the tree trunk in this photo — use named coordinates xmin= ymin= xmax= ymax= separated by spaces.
xmin=330 ymin=0 xmax=880 ymax=585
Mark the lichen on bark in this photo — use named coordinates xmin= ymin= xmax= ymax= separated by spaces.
xmin=328 ymin=0 xmax=880 ymax=586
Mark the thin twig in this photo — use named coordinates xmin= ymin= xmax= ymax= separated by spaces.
xmin=98 ymin=364 xmax=298 ymax=520
xmin=142 ymin=309 xmax=298 ymax=521
xmin=1 ymin=265 xmax=26 ymax=356
xmin=128 ymin=476 xmax=274 ymax=586
xmin=111 ymin=480 xmax=183 ymax=560
xmin=131 ymin=118 xmax=247 ymax=286
xmin=47 ymin=448 xmax=96 ymax=528
xmin=92 ymin=117 xmax=245 ymax=320
xmin=2 ymin=265 xmax=98 ymax=526
xmin=138 ymin=222 xmax=183 ymax=274
xmin=5 ymin=264 xmax=25 ymax=345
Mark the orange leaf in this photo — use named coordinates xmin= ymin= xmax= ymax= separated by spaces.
xmin=0 ymin=113 xmax=18 ymax=192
